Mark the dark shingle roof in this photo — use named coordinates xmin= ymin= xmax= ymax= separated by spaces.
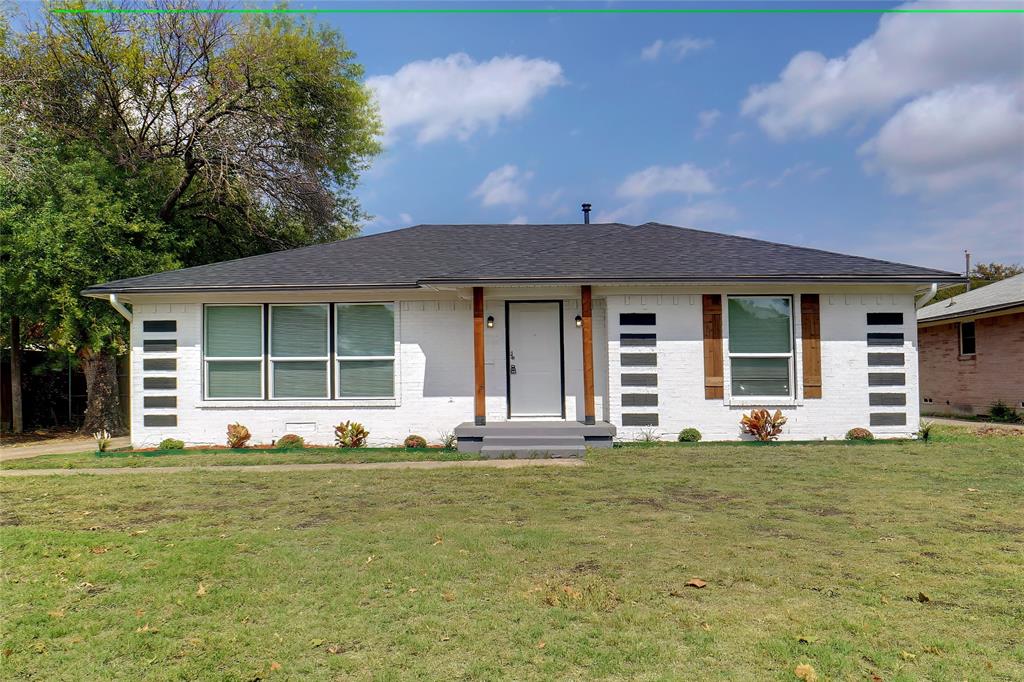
xmin=83 ymin=222 xmax=962 ymax=295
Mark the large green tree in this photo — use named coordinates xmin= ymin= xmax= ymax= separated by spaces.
xmin=1 ymin=1 xmax=381 ymax=432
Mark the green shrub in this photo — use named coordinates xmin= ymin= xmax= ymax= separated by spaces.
xmin=275 ymin=434 xmax=305 ymax=449
xmin=159 ymin=438 xmax=185 ymax=450
xmin=677 ymin=428 xmax=702 ymax=442
xmin=335 ymin=421 xmax=369 ymax=448
xmin=845 ymin=428 xmax=873 ymax=441
xmin=988 ymin=400 xmax=1020 ymax=423
xmin=404 ymin=434 xmax=427 ymax=448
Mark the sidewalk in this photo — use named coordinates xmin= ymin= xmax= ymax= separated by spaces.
xmin=927 ymin=417 xmax=1024 ymax=431
xmin=0 ymin=457 xmax=585 ymax=477
xmin=0 ymin=436 xmax=131 ymax=462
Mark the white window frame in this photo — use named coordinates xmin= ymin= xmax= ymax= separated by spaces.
xmin=203 ymin=303 xmax=265 ymax=401
xmin=334 ymin=302 xmax=398 ymax=400
xmin=959 ymin=320 xmax=976 ymax=356
xmin=725 ymin=295 xmax=795 ymax=400
xmin=269 ymin=304 xmax=331 ymax=400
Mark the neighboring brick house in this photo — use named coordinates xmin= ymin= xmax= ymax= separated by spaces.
xmin=917 ymin=274 xmax=1024 ymax=418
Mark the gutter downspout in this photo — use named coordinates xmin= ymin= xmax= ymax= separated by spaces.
xmin=915 ymin=283 xmax=938 ymax=310
xmin=109 ymin=294 xmax=133 ymax=322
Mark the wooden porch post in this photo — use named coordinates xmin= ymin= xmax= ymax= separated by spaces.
xmin=473 ymin=287 xmax=486 ymax=425
xmin=581 ymin=285 xmax=596 ymax=425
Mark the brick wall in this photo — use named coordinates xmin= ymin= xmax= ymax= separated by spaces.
xmin=919 ymin=312 xmax=1024 ymax=416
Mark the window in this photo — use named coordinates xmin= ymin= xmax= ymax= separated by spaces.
xmin=959 ymin=321 xmax=976 ymax=356
xmin=270 ymin=305 xmax=329 ymax=398
xmin=205 ymin=305 xmax=263 ymax=399
xmin=727 ymin=296 xmax=793 ymax=397
xmin=335 ymin=303 xmax=395 ymax=398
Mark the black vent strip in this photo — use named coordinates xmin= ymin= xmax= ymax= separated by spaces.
xmin=868 ymin=353 xmax=905 ymax=367
xmin=622 ymin=373 xmax=658 ymax=387
xmin=867 ymin=312 xmax=904 ymax=326
xmin=144 ymin=414 xmax=177 ymax=427
xmin=622 ymin=413 xmax=659 ymax=426
xmin=869 ymin=392 xmax=906 ymax=406
xmin=867 ymin=332 xmax=904 ymax=347
xmin=869 ymin=372 xmax=905 ymax=387
xmin=144 ymin=395 xmax=177 ymax=408
xmin=620 ymin=333 xmax=656 ymax=347
xmin=622 ymin=393 xmax=658 ymax=407
xmin=620 ymin=312 xmax=656 ymax=326
xmin=143 ymin=320 xmax=177 ymax=333
xmin=143 ymin=339 xmax=176 ymax=353
xmin=621 ymin=353 xmax=657 ymax=367
xmin=144 ymin=358 xmax=176 ymax=372
xmin=870 ymin=412 xmax=906 ymax=426
xmin=144 ymin=377 xmax=176 ymax=390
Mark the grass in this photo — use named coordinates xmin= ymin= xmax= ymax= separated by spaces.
xmin=1 ymin=426 xmax=1022 ymax=680
xmin=1 ymin=447 xmax=477 ymax=470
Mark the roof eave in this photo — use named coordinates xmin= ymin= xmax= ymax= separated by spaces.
xmin=418 ymin=274 xmax=964 ymax=286
xmin=81 ymin=282 xmax=422 ymax=297
xmin=917 ymin=301 xmax=1024 ymax=324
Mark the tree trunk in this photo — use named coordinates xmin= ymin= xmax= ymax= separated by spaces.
xmin=80 ymin=348 xmax=124 ymax=434
xmin=10 ymin=316 xmax=22 ymax=433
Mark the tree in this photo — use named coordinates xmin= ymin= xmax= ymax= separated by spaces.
xmin=932 ymin=262 xmax=1024 ymax=303
xmin=1 ymin=1 xmax=381 ymax=431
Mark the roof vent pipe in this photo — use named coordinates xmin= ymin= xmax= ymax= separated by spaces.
xmin=581 ymin=203 xmax=591 ymax=224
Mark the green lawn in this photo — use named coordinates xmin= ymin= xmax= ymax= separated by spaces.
xmin=2 ymin=427 xmax=1022 ymax=680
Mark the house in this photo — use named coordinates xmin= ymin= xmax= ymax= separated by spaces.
xmin=917 ymin=273 xmax=1024 ymax=418
xmin=82 ymin=221 xmax=961 ymax=454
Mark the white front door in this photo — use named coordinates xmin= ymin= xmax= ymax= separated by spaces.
xmin=507 ymin=302 xmax=563 ymax=417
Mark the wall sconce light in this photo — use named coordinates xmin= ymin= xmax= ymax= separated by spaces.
xmin=574 ymin=315 xmax=583 ymax=328
xmin=486 ymin=315 xmax=495 ymax=328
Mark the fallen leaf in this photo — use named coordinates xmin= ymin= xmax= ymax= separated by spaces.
xmin=536 ymin=640 xmax=546 ymax=649
xmin=135 ymin=609 xmax=145 ymax=617
xmin=439 ymin=635 xmax=450 ymax=642
xmin=701 ymin=622 xmax=711 ymax=631
xmin=326 ymin=644 xmax=344 ymax=654
xmin=442 ymin=591 xmax=455 ymax=602
xmin=136 ymin=623 xmax=158 ymax=633
xmin=794 ymin=663 xmax=817 ymax=681
xmin=196 ymin=583 xmax=207 ymax=597
xmin=432 ymin=535 xmax=443 ymax=546
xmin=48 ymin=609 xmax=65 ymax=619
xmin=871 ymin=675 xmax=882 ymax=682
xmin=90 ymin=547 xmax=108 ymax=554
xmin=561 ymin=585 xmax=582 ymax=600
xmin=269 ymin=661 xmax=281 ymax=671
xmin=900 ymin=650 xmax=916 ymax=661
xmin=685 ymin=578 xmax=707 ymax=589
xmin=408 ymin=587 xmax=418 ymax=594
xmin=967 ymin=488 xmax=978 ymax=492
xmin=916 ymin=592 xmax=930 ymax=603
xmin=365 ymin=555 xmax=376 ymax=564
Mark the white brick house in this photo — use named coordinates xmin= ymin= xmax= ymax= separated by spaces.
xmin=84 ymin=222 xmax=961 ymax=453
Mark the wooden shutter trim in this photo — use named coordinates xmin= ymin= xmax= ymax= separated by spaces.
xmin=801 ymin=294 xmax=822 ymax=399
xmin=702 ymin=294 xmax=724 ymax=399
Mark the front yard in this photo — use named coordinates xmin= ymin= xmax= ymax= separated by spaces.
xmin=2 ymin=427 xmax=1021 ymax=679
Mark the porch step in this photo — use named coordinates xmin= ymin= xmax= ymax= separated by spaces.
xmin=454 ymin=420 xmax=616 ymax=456
xmin=482 ymin=435 xmax=584 ymax=447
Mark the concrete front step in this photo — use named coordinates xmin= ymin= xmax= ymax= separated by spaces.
xmin=479 ymin=444 xmax=587 ymax=459
xmin=454 ymin=420 xmax=616 ymax=455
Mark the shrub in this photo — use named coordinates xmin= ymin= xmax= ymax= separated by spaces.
xmin=404 ymin=434 xmax=427 ymax=448
xmin=677 ymin=428 xmax=702 ymax=442
xmin=635 ymin=426 xmax=660 ymax=443
xmin=739 ymin=409 xmax=787 ymax=442
xmin=845 ymin=428 xmax=874 ymax=441
xmin=93 ymin=430 xmax=112 ymax=452
xmin=226 ymin=423 xmax=251 ymax=449
xmin=438 ymin=430 xmax=458 ymax=451
xmin=989 ymin=400 xmax=1020 ymax=423
xmin=918 ymin=420 xmax=935 ymax=443
xmin=159 ymin=438 xmax=185 ymax=450
xmin=335 ymin=421 xmax=369 ymax=448
xmin=276 ymin=434 xmax=305 ymax=449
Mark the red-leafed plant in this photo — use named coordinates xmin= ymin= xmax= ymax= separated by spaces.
xmin=227 ymin=423 xmax=251 ymax=448
xmin=739 ymin=409 xmax=787 ymax=442
xmin=335 ymin=421 xmax=369 ymax=448
xmin=403 ymin=434 xmax=427 ymax=448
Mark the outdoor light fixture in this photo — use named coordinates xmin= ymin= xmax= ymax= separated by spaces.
xmin=575 ymin=315 xmax=583 ymax=327
xmin=486 ymin=315 xmax=495 ymax=328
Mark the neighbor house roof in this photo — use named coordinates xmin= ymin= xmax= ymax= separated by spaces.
xmin=83 ymin=222 xmax=962 ymax=295
xmin=917 ymin=273 xmax=1024 ymax=324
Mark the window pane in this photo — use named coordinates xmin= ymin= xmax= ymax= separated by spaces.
xmin=206 ymin=306 xmax=262 ymax=357
xmin=338 ymin=360 xmax=394 ymax=397
xmin=337 ymin=304 xmax=394 ymax=357
xmin=731 ymin=358 xmax=790 ymax=396
xmin=273 ymin=361 xmax=328 ymax=398
xmin=960 ymin=322 xmax=976 ymax=354
xmin=271 ymin=305 xmax=328 ymax=357
xmin=207 ymin=361 xmax=262 ymax=398
xmin=728 ymin=297 xmax=791 ymax=353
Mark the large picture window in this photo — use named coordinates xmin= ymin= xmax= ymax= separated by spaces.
xmin=727 ymin=296 xmax=793 ymax=397
xmin=270 ymin=305 xmax=329 ymax=398
xmin=205 ymin=305 xmax=263 ymax=399
xmin=336 ymin=303 xmax=395 ymax=398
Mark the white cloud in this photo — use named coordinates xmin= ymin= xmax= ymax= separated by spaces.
xmin=616 ymin=163 xmax=715 ymax=199
xmin=742 ymin=3 xmax=1023 ymax=139
xmin=367 ymin=53 xmax=565 ymax=144
xmin=472 ymin=165 xmax=532 ymax=207
xmin=694 ymin=109 xmax=721 ymax=139
xmin=656 ymin=201 xmax=739 ymax=227
xmin=764 ymin=161 xmax=831 ymax=188
xmin=641 ymin=37 xmax=713 ymax=62
xmin=398 ymin=212 xmax=413 ymax=224
xmin=508 ymin=215 xmax=529 ymax=224
xmin=859 ymin=84 xmax=1024 ymax=194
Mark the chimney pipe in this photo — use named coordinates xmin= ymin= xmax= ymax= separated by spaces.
xmin=581 ymin=203 xmax=591 ymax=224
xmin=965 ymin=250 xmax=972 ymax=291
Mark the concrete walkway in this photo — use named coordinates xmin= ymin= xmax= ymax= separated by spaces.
xmin=0 ymin=457 xmax=585 ymax=477
xmin=927 ymin=417 xmax=1024 ymax=431
xmin=0 ymin=436 xmax=131 ymax=462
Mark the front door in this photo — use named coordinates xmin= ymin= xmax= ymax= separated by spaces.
xmin=507 ymin=301 xmax=564 ymax=418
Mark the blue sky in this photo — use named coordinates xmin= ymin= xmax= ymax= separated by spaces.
xmin=327 ymin=1 xmax=1023 ymax=272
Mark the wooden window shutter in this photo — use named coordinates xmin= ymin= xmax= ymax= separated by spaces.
xmin=801 ymin=294 xmax=822 ymax=398
xmin=702 ymin=294 xmax=724 ymax=399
